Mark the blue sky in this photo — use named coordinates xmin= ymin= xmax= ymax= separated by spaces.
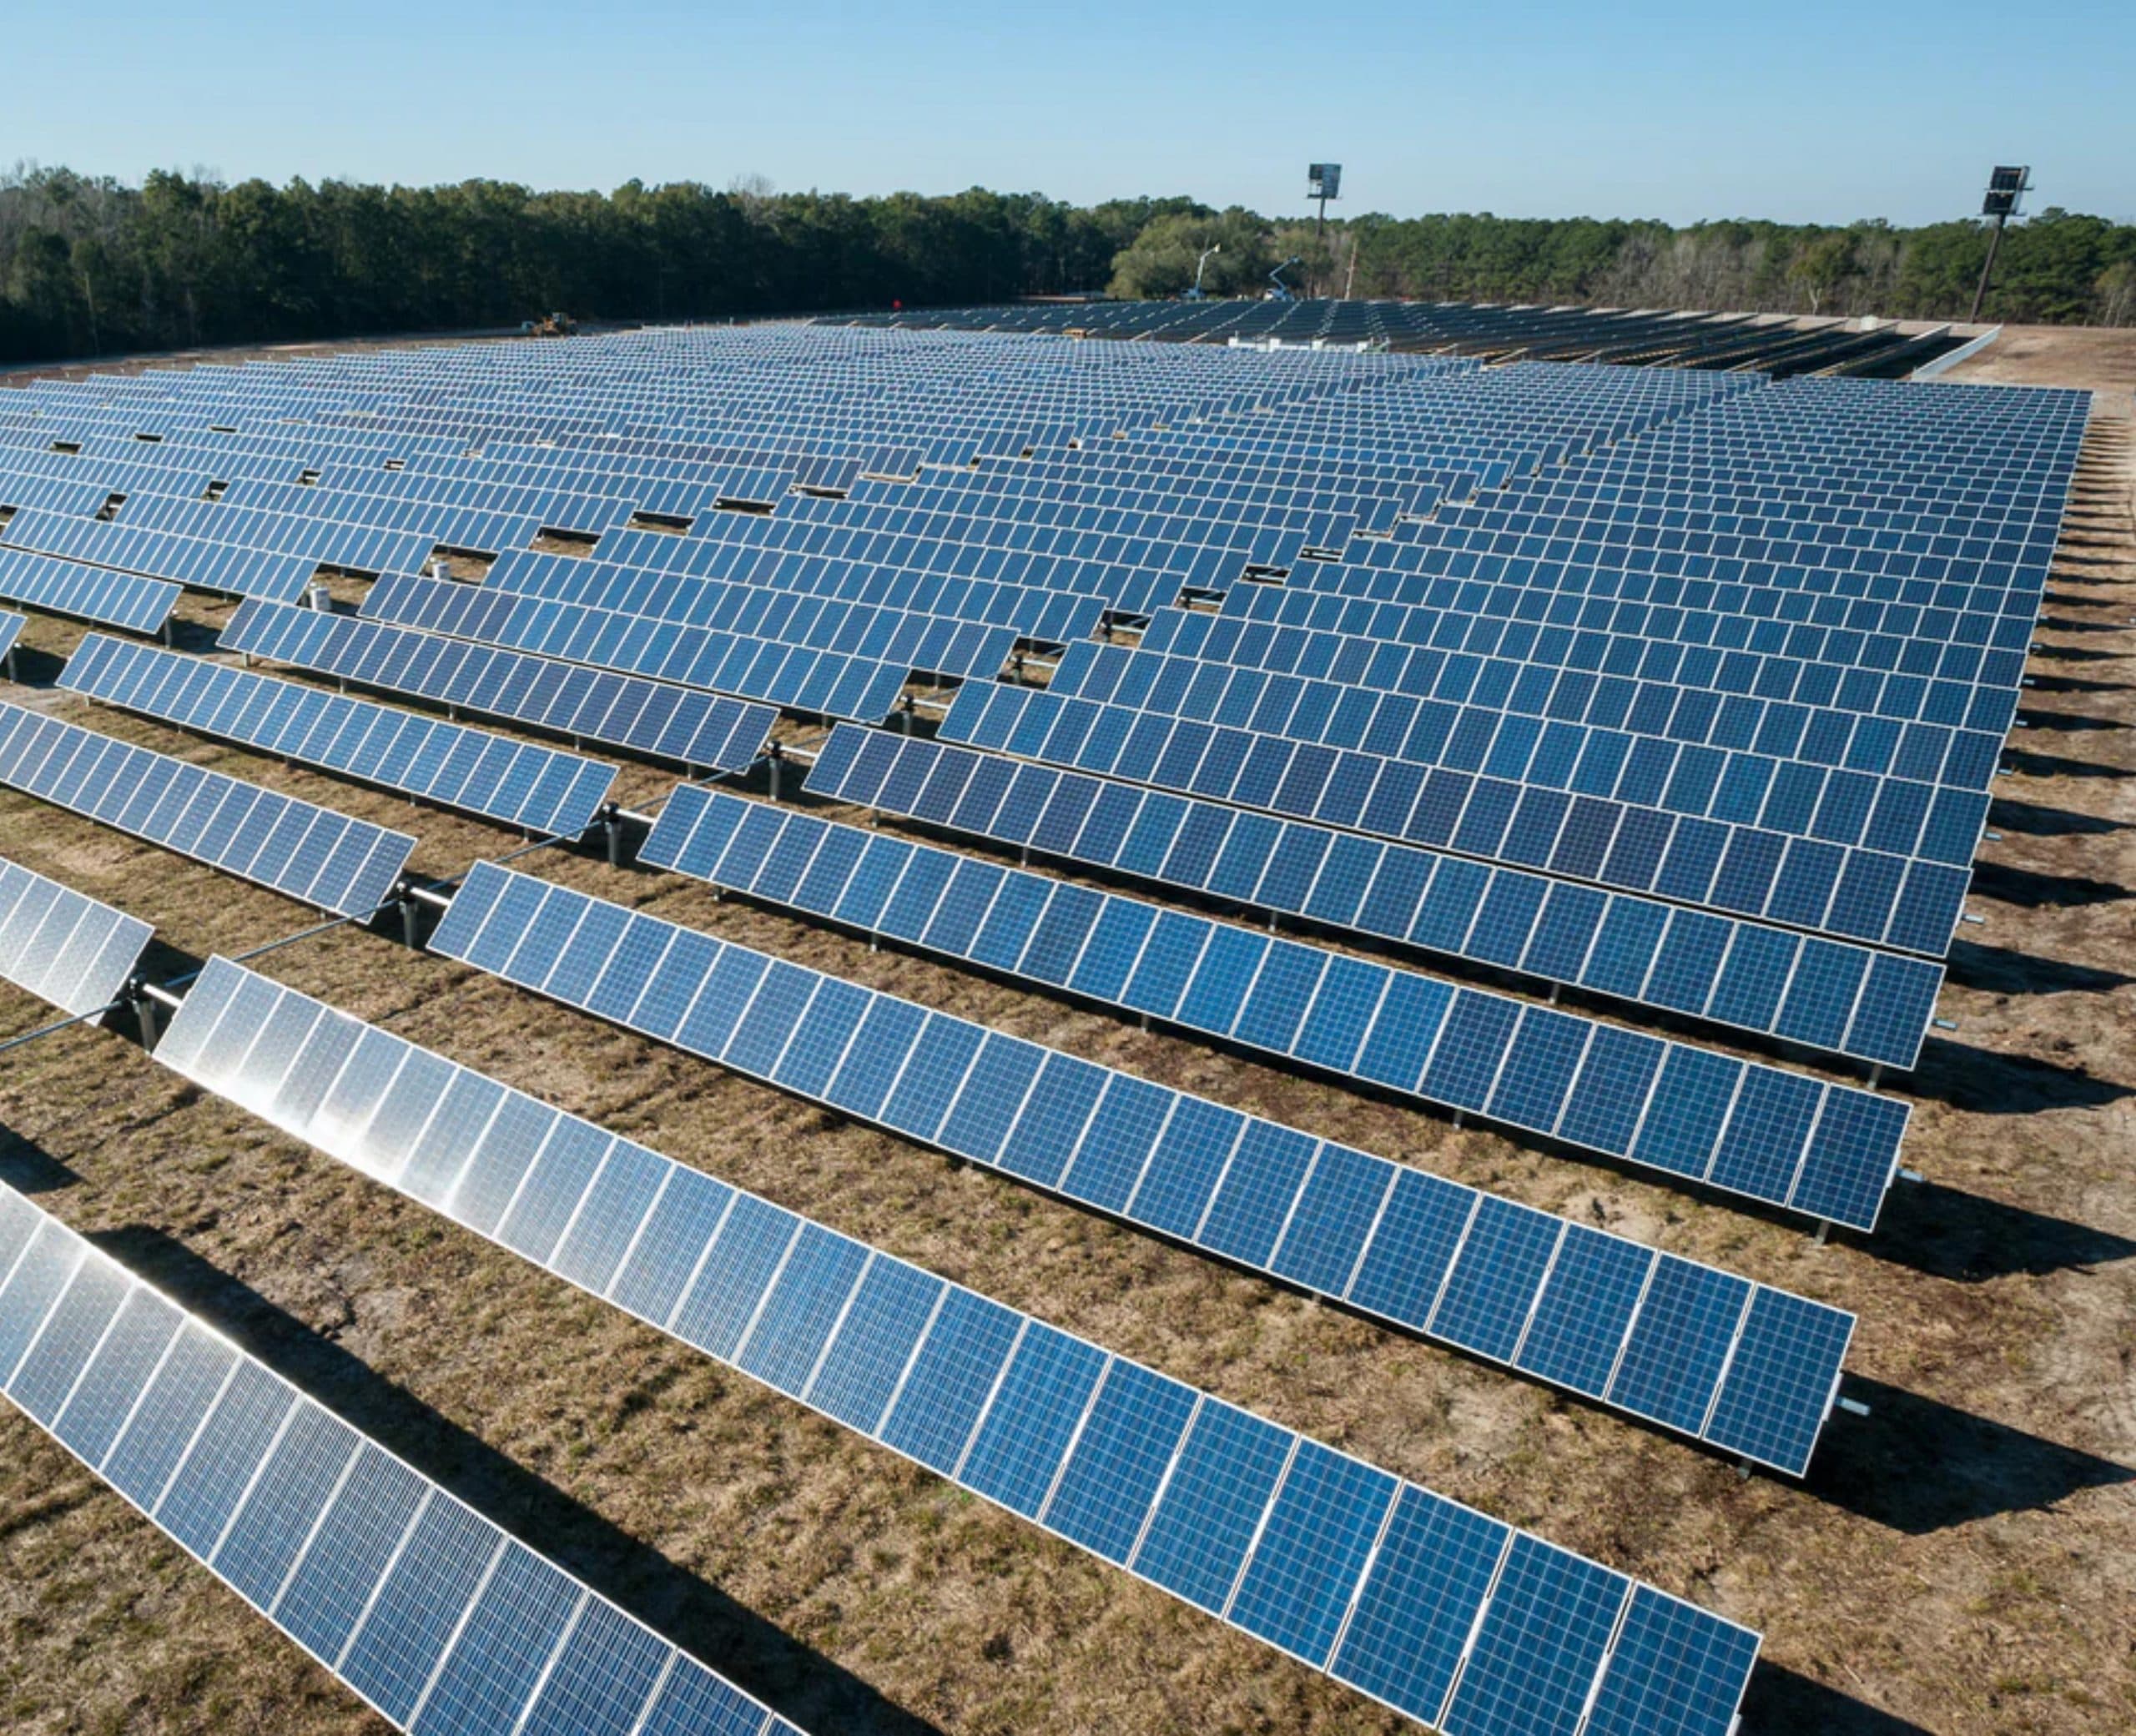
xmin=13 ymin=0 xmax=2133 ymax=224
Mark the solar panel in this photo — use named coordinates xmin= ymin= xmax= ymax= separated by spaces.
xmin=0 ymin=858 xmax=154 ymax=1019
xmin=0 ymin=610 xmax=22 ymax=673
xmin=0 ymin=1183 xmax=804 ymax=1736
xmin=1060 ymin=625 xmax=2002 ymax=799
xmin=0 ymin=546 xmax=181 ymax=636
xmin=61 ymin=634 xmax=618 ymax=839
xmin=0 ymin=701 xmax=414 ymax=918
xmin=219 ymin=601 xmax=778 ymax=777
xmin=943 ymin=679 xmax=1974 ymax=959
xmin=361 ymin=570 xmax=929 ymax=724
xmin=430 ymin=862 xmax=1854 ymax=1467
xmin=805 ymin=724 xmax=1944 ymax=1070
xmin=150 ymin=957 xmax=1762 ymax=1733
xmin=646 ymin=781 xmax=1907 ymax=1234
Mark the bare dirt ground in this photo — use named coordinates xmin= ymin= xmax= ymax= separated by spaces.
xmin=2 ymin=327 xmax=2133 ymax=1736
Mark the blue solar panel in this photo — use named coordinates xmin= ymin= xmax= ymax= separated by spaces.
xmin=152 ymin=957 xmax=1760 ymax=1736
xmin=361 ymin=570 xmax=928 ymax=723
xmin=646 ymin=782 xmax=1907 ymax=1235
xmin=805 ymin=727 xmax=1943 ymax=1069
xmin=0 ymin=1183 xmax=798 ymax=1736
xmin=429 ymin=858 xmax=1853 ymax=1473
xmin=941 ymin=678 xmax=1976 ymax=959
xmin=219 ymin=600 xmax=776 ymax=776
xmin=61 ymin=633 xmax=617 ymax=838
xmin=0 ymin=699 xmax=413 ymax=917
xmin=0 ymin=545 xmax=180 ymax=635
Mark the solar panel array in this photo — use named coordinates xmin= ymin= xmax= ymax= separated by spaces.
xmin=219 ymin=601 xmax=778 ymax=776
xmin=647 ymin=782 xmax=1906 ymax=1235
xmin=0 ymin=1184 xmax=807 ymax=1736
xmin=0 ymin=701 xmax=414 ymax=917
xmin=941 ymin=677 xmax=1978 ymax=960
xmin=153 ymin=956 xmax=1762 ymax=1736
xmin=361 ymin=570 xmax=943 ymax=723
xmin=436 ymin=856 xmax=1854 ymax=1471
xmin=806 ymin=723 xmax=1943 ymax=1069
xmin=62 ymin=634 xmax=619 ymax=839
xmin=0 ymin=858 xmax=154 ymax=1019
xmin=0 ymin=320 xmax=2091 ymax=1729
xmin=0 ymin=544 xmax=180 ymax=635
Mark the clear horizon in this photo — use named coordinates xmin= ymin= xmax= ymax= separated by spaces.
xmin=8 ymin=0 xmax=2133 ymax=228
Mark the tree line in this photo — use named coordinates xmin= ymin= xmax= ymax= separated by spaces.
xmin=3 ymin=164 xmax=2130 ymax=363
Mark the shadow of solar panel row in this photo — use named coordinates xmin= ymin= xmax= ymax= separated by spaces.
xmin=484 ymin=548 xmax=1109 ymax=651
xmin=0 ymin=858 xmax=154 ymax=1019
xmin=444 ymin=856 xmax=1859 ymax=1472
xmin=1050 ymin=641 xmax=1999 ymax=864
xmin=945 ymin=680 xmax=1972 ymax=960
xmin=368 ymin=566 xmax=1023 ymax=687
xmin=1198 ymin=591 xmax=2028 ymax=750
xmin=0 ymin=1187 xmax=804 ymax=1736
xmin=361 ymin=572 xmax=931 ymax=725
xmin=806 ymin=726 xmax=1942 ymax=1070
xmin=650 ymin=779 xmax=1905 ymax=1238
xmin=60 ymin=635 xmax=619 ymax=839
xmin=219 ymin=601 xmax=777 ymax=776
xmin=2 ymin=506 xmax=322 ymax=603
xmin=1136 ymin=605 xmax=2008 ymax=793
xmin=0 ymin=545 xmax=179 ymax=635
xmin=207 ymin=943 xmax=1764 ymax=1736
xmin=0 ymin=701 xmax=412 ymax=918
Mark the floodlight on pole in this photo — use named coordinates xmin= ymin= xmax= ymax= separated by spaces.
xmin=1308 ymin=164 xmax=1342 ymax=294
xmin=1970 ymin=164 xmax=2030 ymax=323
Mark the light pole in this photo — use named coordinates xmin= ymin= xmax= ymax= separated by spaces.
xmin=1970 ymin=165 xmax=2030 ymax=324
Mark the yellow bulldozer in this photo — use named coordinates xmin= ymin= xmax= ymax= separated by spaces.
xmin=518 ymin=311 xmax=577 ymax=337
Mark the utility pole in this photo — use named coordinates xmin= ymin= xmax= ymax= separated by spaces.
xmin=1970 ymin=165 xmax=2029 ymax=324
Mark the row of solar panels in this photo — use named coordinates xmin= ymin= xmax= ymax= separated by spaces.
xmin=144 ymin=949 xmax=1761 ymax=1736
xmin=0 ymin=1185 xmax=805 ymax=1736
xmin=0 ymin=910 xmax=1770 ymax=1736
xmin=643 ymin=782 xmax=1904 ymax=1235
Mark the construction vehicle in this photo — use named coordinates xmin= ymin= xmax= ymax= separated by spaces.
xmin=518 ymin=311 xmax=577 ymax=337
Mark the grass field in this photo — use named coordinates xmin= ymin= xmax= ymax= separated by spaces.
xmin=2 ymin=328 xmax=2133 ymax=1735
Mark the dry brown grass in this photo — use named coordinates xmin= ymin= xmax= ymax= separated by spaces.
xmin=0 ymin=329 xmax=2133 ymax=1735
